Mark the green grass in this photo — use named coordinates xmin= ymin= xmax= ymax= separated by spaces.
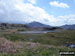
xmin=0 ymin=30 xmax=75 ymax=46
xmin=0 ymin=30 xmax=75 ymax=56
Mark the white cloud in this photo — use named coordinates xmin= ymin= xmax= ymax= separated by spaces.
xmin=50 ymin=1 xmax=69 ymax=8
xmin=49 ymin=14 xmax=75 ymax=26
xmin=28 ymin=0 xmax=36 ymax=4
xmin=0 ymin=0 xmax=75 ymax=26
xmin=57 ymin=14 xmax=75 ymax=25
xmin=15 ymin=3 xmax=57 ymax=25
xmin=0 ymin=0 xmax=55 ymax=25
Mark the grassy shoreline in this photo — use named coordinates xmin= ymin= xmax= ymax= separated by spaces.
xmin=0 ymin=30 xmax=75 ymax=56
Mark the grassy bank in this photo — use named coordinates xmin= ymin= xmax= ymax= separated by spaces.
xmin=0 ymin=30 xmax=75 ymax=46
xmin=0 ymin=30 xmax=75 ymax=56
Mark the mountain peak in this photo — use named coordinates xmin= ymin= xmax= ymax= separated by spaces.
xmin=27 ymin=21 xmax=51 ymax=27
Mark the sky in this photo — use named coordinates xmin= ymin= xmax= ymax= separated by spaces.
xmin=0 ymin=0 xmax=75 ymax=26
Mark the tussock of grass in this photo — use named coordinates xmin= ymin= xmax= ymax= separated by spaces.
xmin=0 ymin=38 xmax=60 ymax=56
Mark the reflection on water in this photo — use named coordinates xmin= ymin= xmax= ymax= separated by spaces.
xmin=19 ymin=31 xmax=58 ymax=34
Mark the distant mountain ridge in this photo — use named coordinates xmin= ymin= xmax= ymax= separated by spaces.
xmin=27 ymin=21 xmax=51 ymax=27
xmin=0 ymin=22 xmax=75 ymax=30
xmin=27 ymin=21 xmax=75 ymax=30
xmin=60 ymin=24 xmax=75 ymax=30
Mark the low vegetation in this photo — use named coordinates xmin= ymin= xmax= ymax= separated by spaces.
xmin=0 ymin=30 xmax=75 ymax=56
xmin=0 ymin=23 xmax=75 ymax=56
